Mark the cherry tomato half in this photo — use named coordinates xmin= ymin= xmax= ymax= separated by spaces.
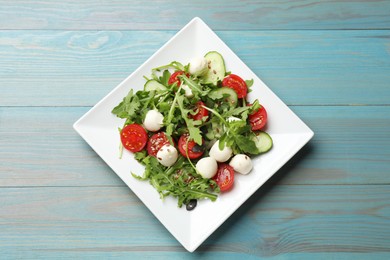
xmin=213 ymin=164 xmax=234 ymax=192
xmin=222 ymin=74 xmax=247 ymax=98
xmin=178 ymin=134 xmax=204 ymax=159
xmin=189 ymin=101 xmax=209 ymax=121
xmin=120 ymin=124 xmax=148 ymax=153
xmin=249 ymin=105 xmax=268 ymax=131
xmin=168 ymin=71 xmax=188 ymax=87
xmin=147 ymin=132 xmax=170 ymax=157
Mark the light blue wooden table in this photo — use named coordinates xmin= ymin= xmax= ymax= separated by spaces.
xmin=1 ymin=1 xmax=390 ymax=259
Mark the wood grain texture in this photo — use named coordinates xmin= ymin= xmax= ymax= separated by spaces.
xmin=0 ymin=30 xmax=389 ymax=106
xmin=1 ymin=106 xmax=389 ymax=187
xmin=1 ymin=0 xmax=390 ymax=30
xmin=1 ymin=185 xmax=390 ymax=258
xmin=0 ymin=107 xmax=122 ymax=187
xmin=2 ymin=0 xmax=390 ymax=257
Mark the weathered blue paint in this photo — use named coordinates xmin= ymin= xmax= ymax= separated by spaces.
xmin=0 ymin=30 xmax=389 ymax=106
xmin=1 ymin=1 xmax=390 ymax=258
xmin=0 ymin=1 xmax=390 ymax=30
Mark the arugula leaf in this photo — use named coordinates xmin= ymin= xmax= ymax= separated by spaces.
xmin=246 ymin=79 xmax=254 ymax=93
xmin=245 ymin=79 xmax=254 ymax=87
xmin=126 ymin=94 xmax=141 ymax=118
xmin=160 ymin=70 xmax=171 ymax=86
xmin=183 ymin=63 xmax=190 ymax=73
xmin=111 ymin=89 xmax=134 ymax=118
xmin=110 ymin=89 xmax=143 ymax=120
xmin=208 ymin=90 xmax=224 ymax=100
xmin=249 ymin=99 xmax=261 ymax=112
xmin=203 ymin=105 xmax=260 ymax=154
xmin=131 ymin=155 xmax=154 ymax=180
xmin=225 ymin=106 xmax=251 ymax=117
xmin=235 ymin=135 xmax=259 ymax=154
xmin=165 ymin=124 xmax=174 ymax=137
xmin=165 ymin=86 xmax=182 ymax=134
xmin=152 ymin=61 xmax=185 ymax=72
xmin=180 ymin=75 xmax=209 ymax=97
xmin=112 ymin=87 xmax=173 ymax=127
xmin=133 ymin=155 xmax=219 ymax=207
xmin=157 ymin=101 xmax=171 ymax=112
xmin=176 ymin=95 xmax=203 ymax=145
xmin=134 ymin=150 xmax=147 ymax=162
xmin=188 ymin=126 xmax=202 ymax=145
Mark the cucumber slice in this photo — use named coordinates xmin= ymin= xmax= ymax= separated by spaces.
xmin=202 ymin=51 xmax=226 ymax=85
xmin=252 ymin=131 xmax=273 ymax=153
xmin=208 ymin=87 xmax=238 ymax=107
xmin=144 ymin=79 xmax=167 ymax=92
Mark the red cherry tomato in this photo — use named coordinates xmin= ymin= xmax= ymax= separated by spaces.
xmin=120 ymin=124 xmax=148 ymax=153
xmin=189 ymin=101 xmax=209 ymax=121
xmin=147 ymin=132 xmax=170 ymax=157
xmin=178 ymin=134 xmax=204 ymax=159
xmin=222 ymin=74 xmax=247 ymax=98
xmin=168 ymin=71 xmax=188 ymax=87
xmin=213 ymin=164 xmax=234 ymax=192
xmin=249 ymin=105 xmax=268 ymax=131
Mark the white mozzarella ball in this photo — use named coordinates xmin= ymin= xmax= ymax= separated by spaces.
xmin=229 ymin=154 xmax=253 ymax=175
xmin=189 ymin=57 xmax=208 ymax=76
xmin=143 ymin=110 xmax=164 ymax=132
xmin=209 ymin=140 xmax=233 ymax=162
xmin=196 ymin=157 xmax=218 ymax=179
xmin=156 ymin=144 xmax=178 ymax=167
xmin=181 ymin=84 xmax=193 ymax=98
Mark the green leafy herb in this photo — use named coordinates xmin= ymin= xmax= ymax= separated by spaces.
xmin=246 ymin=79 xmax=254 ymax=93
xmin=160 ymin=70 xmax=171 ymax=86
xmin=176 ymin=95 xmax=203 ymax=145
xmin=203 ymin=105 xmax=260 ymax=155
xmin=180 ymin=75 xmax=210 ymax=97
xmin=152 ymin=61 xmax=185 ymax=72
xmin=111 ymin=53 xmax=272 ymax=209
xmin=132 ymin=155 xmax=219 ymax=207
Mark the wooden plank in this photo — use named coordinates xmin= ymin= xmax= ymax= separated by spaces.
xmin=1 ymin=106 xmax=389 ymax=187
xmin=279 ymin=105 xmax=390 ymax=185
xmin=1 ymin=0 xmax=390 ymax=30
xmin=0 ymin=30 xmax=389 ymax=106
xmin=0 ymin=107 xmax=123 ymax=187
xmin=1 ymin=185 xmax=389 ymax=258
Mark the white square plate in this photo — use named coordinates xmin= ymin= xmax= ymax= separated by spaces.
xmin=73 ymin=17 xmax=314 ymax=252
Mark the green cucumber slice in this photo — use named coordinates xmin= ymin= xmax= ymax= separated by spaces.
xmin=202 ymin=51 xmax=226 ymax=85
xmin=208 ymin=87 xmax=238 ymax=107
xmin=144 ymin=79 xmax=167 ymax=92
xmin=252 ymin=131 xmax=273 ymax=153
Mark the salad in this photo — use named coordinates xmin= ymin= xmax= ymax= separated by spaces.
xmin=112 ymin=51 xmax=272 ymax=210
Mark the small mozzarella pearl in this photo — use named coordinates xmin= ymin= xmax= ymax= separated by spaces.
xmin=143 ymin=110 xmax=164 ymax=132
xmin=229 ymin=154 xmax=253 ymax=175
xmin=196 ymin=157 xmax=218 ymax=179
xmin=156 ymin=144 xmax=178 ymax=167
xmin=209 ymin=140 xmax=233 ymax=162
xmin=189 ymin=57 xmax=208 ymax=76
